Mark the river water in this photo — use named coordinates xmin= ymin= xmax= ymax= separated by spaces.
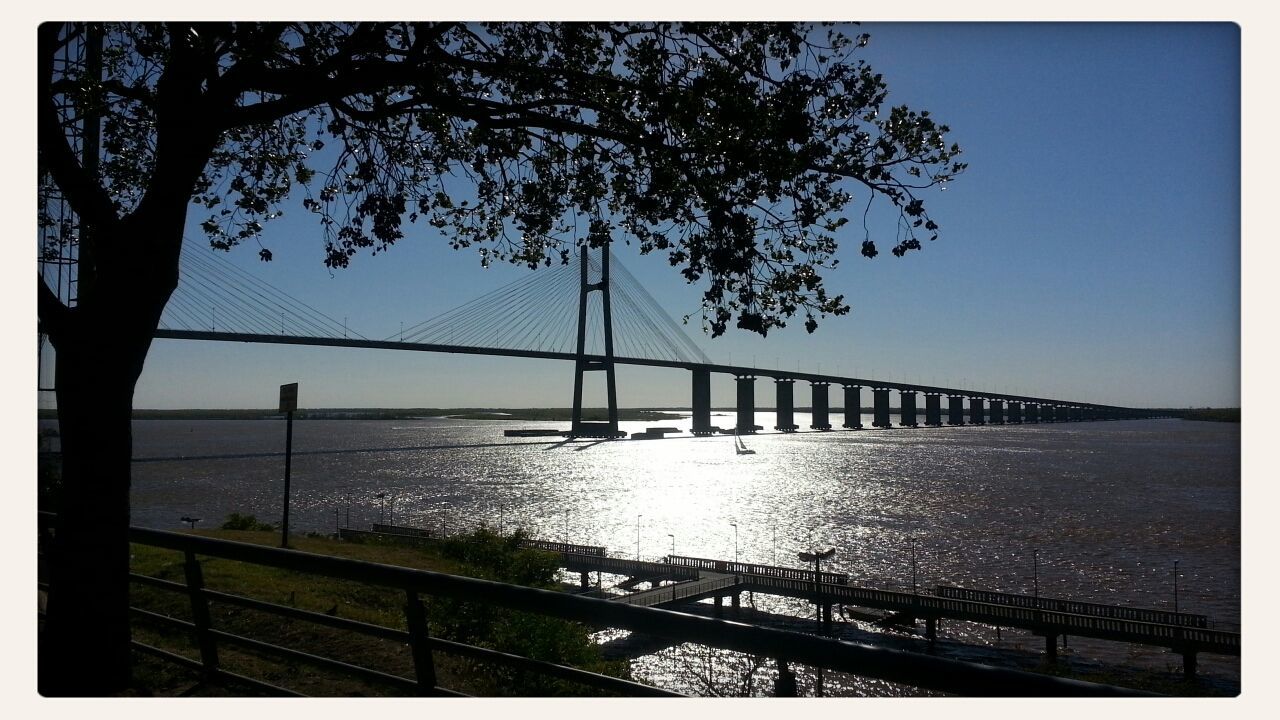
xmin=108 ymin=413 xmax=1239 ymax=695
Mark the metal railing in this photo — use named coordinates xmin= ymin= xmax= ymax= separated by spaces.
xmin=102 ymin=524 xmax=1156 ymax=697
xmin=935 ymin=586 xmax=1211 ymax=628
xmin=666 ymin=555 xmax=849 ymax=585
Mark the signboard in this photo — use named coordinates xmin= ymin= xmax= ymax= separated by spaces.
xmin=279 ymin=383 xmax=298 ymax=413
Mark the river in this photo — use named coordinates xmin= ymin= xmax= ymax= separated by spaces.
xmin=103 ymin=413 xmax=1239 ymax=695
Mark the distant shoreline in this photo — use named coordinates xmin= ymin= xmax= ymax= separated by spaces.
xmin=36 ymin=406 xmax=1240 ymax=423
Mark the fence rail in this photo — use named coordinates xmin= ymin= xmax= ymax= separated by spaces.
xmin=85 ymin=519 xmax=1159 ymax=697
xmin=734 ymin=576 xmax=1239 ymax=656
xmin=934 ymin=586 xmax=1211 ymax=628
xmin=666 ymin=555 xmax=849 ymax=585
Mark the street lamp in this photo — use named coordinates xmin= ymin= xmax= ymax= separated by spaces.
xmin=1173 ymin=559 xmax=1180 ymax=615
xmin=375 ymin=492 xmax=386 ymax=525
xmin=730 ymin=521 xmax=739 ymax=564
xmin=910 ymin=538 xmax=918 ymax=595
xmin=772 ymin=523 xmax=777 ymax=566
xmin=667 ymin=533 xmax=675 ymax=558
xmin=1032 ymin=548 xmax=1040 ymax=605
xmin=636 ymin=514 xmax=643 ymax=561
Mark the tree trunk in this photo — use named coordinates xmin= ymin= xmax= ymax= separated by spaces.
xmin=39 ymin=239 xmax=174 ymax=696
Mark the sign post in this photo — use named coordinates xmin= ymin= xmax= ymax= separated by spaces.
xmin=279 ymin=383 xmax=298 ymax=548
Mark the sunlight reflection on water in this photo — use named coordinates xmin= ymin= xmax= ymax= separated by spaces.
xmin=118 ymin=413 xmax=1240 ymax=694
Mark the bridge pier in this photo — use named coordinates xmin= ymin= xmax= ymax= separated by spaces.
xmin=580 ymin=571 xmax=590 ymax=589
xmin=1043 ymin=405 xmax=1055 ymax=423
xmin=736 ymin=376 xmax=758 ymax=434
xmin=821 ymin=603 xmax=833 ymax=633
xmin=842 ymin=385 xmax=863 ymax=429
xmin=1027 ymin=403 xmax=1040 ymax=423
xmin=925 ymin=617 xmax=938 ymax=641
xmin=1183 ymin=651 xmax=1198 ymax=680
xmin=1055 ymin=405 xmax=1069 ymax=423
xmin=924 ymin=393 xmax=943 ymax=427
xmin=968 ymin=396 xmax=986 ymax=425
xmin=899 ymin=390 xmax=919 ymax=427
xmin=731 ymin=592 xmax=741 ymax=611
xmin=1008 ymin=401 xmax=1023 ymax=424
xmin=714 ymin=595 xmax=724 ymax=617
xmin=873 ymin=387 xmax=892 ymax=428
xmin=775 ymin=378 xmax=798 ymax=432
xmin=1044 ymin=633 xmax=1058 ymax=661
xmin=810 ymin=382 xmax=831 ymax=430
xmin=1072 ymin=406 xmax=1084 ymax=422
xmin=691 ymin=368 xmax=713 ymax=435
xmin=774 ymin=659 xmax=797 ymax=697
xmin=989 ymin=399 xmax=1004 ymax=424
xmin=948 ymin=395 xmax=965 ymax=425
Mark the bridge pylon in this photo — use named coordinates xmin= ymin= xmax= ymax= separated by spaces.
xmin=570 ymin=244 xmax=625 ymax=439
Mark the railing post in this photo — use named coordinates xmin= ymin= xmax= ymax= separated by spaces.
xmin=404 ymin=590 xmax=438 ymax=694
xmin=182 ymin=551 xmax=219 ymax=679
xmin=774 ymin=658 xmax=798 ymax=697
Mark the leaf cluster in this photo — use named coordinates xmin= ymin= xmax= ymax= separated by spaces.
xmin=40 ymin=22 xmax=964 ymax=337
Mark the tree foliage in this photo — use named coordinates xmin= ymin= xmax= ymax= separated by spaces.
xmin=42 ymin=21 xmax=963 ymax=337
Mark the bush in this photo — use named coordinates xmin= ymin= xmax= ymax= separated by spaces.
xmin=220 ymin=513 xmax=276 ymax=531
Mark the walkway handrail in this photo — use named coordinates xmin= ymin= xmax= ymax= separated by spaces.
xmin=666 ymin=555 xmax=849 ymax=585
xmin=735 ymin=576 xmax=1239 ymax=656
xmin=119 ymin=524 xmax=1152 ymax=696
xmin=935 ymin=585 xmax=1211 ymax=628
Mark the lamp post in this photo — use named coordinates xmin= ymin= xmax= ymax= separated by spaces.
xmin=1173 ymin=559 xmax=1180 ymax=615
xmin=636 ymin=514 xmax=642 ymax=561
xmin=376 ymin=492 xmax=386 ymax=525
xmin=667 ymin=533 xmax=675 ymax=558
xmin=564 ymin=509 xmax=570 ymax=545
xmin=1032 ymin=548 xmax=1040 ymax=606
xmin=730 ymin=521 xmax=739 ymax=564
xmin=910 ymin=538 xmax=918 ymax=595
xmin=772 ymin=523 xmax=777 ymax=566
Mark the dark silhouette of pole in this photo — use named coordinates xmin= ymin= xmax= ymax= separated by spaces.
xmin=1033 ymin=549 xmax=1040 ymax=606
xmin=732 ymin=517 xmax=742 ymax=563
xmin=636 ymin=514 xmax=642 ymax=560
xmin=1173 ymin=559 xmax=1180 ymax=614
xmin=911 ymin=538 xmax=918 ymax=595
xmin=668 ymin=533 xmax=675 ymax=557
xmin=280 ymin=409 xmax=293 ymax=548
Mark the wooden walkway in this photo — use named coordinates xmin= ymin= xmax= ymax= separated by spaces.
xmin=611 ymin=573 xmax=739 ymax=608
xmin=344 ymin=523 xmax=1238 ymax=673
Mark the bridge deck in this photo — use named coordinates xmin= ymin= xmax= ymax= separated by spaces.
xmin=610 ymin=573 xmax=738 ymax=608
xmin=934 ymin=585 xmax=1211 ymax=628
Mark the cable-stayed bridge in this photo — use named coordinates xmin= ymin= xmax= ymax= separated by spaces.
xmin=151 ymin=243 xmax=1155 ymax=438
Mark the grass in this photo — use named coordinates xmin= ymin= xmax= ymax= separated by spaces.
xmin=127 ymin=528 xmax=629 ymax=697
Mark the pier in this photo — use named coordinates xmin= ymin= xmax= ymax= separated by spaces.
xmin=350 ymin=523 xmax=1238 ymax=679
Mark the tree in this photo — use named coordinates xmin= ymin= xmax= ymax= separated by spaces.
xmin=37 ymin=22 xmax=962 ymax=694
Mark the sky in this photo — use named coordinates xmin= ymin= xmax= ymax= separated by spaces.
xmin=35 ymin=21 xmax=1243 ymax=411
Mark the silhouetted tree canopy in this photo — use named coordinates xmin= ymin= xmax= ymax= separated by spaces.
xmin=42 ymin=22 xmax=963 ymax=337
xmin=36 ymin=21 xmax=961 ymax=695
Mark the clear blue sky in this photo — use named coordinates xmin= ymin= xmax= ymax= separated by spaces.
xmin=41 ymin=22 xmax=1242 ymax=410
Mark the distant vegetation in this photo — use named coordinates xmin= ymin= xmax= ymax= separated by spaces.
xmin=1169 ymin=408 xmax=1240 ymax=423
xmin=128 ymin=522 xmax=627 ymax=696
xmin=38 ymin=408 xmax=688 ymax=421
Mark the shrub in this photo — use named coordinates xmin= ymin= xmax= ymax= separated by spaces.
xmin=220 ymin=513 xmax=276 ymax=531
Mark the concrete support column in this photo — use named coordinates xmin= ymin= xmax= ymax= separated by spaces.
xmin=1008 ymin=401 xmax=1023 ymax=424
xmin=774 ymin=660 xmax=797 ymax=697
xmin=1044 ymin=633 xmax=1058 ymax=661
xmin=842 ymin=385 xmax=863 ymax=429
xmin=899 ymin=390 xmax=919 ymax=427
xmin=714 ymin=595 xmax=724 ymax=617
xmin=872 ymin=387 xmax=892 ymax=427
xmin=968 ymin=397 xmax=986 ymax=425
xmin=1183 ymin=651 xmax=1198 ymax=680
xmin=736 ymin=376 xmax=757 ymax=434
xmin=810 ymin=382 xmax=831 ymax=430
xmin=1055 ymin=405 xmax=1069 ymax=423
xmin=692 ymin=368 xmax=713 ymax=435
xmin=989 ymin=399 xmax=1005 ymax=424
xmin=948 ymin=395 xmax=966 ymax=425
xmin=1042 ymin=405 xmax=1055 ymax=423
xmin=925 ymin=617 xmax=938 ymax=641
xmin=580 ymin=572 xmax=590 ymax=589
xmin=1027 ymin=404 xmax=1040 ymax=423
xmin=731 ymin=592 xmax=741 ymax=610
xmin=775 ymin=378 xmax=798 ymax=432
xmin=821 ymin=604 xmax=833 ymax=633
xmin=924 ymin=393 xmax=943 ymax=427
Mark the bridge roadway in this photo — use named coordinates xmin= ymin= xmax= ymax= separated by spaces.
xmin=347 ymin=526 xmax=1236 ymax=677
xmin=152 ymin=329 xmax=1142 ymax=416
